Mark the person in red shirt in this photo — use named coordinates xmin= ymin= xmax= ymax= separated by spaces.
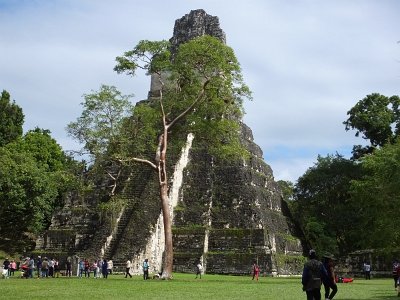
xmin=252 ymin=260 xmax=260 ymax=281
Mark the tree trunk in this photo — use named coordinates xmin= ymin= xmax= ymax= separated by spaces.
xmin=160 ymin=181 xmax=173 ymax=279
xmin=159 ymin=126 xmax=173 ymax=279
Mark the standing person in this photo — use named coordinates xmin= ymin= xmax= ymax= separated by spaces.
xmin=41 ymin=257 xmax=49 ymax=278
xmin=28 ymin=255 xmax=35 ymax=278
xmin=78 ymin=259 xmax=84 ymax=278
xmin=84 ymin=258 xmax=90 ymax=278
xmin=302 ymin=249 xmax=328 ymax=300
xmin=96 ymin=259 xmax=102 ymax=278
xmin=195 ymin=261 xmax=203 ymax=279
xmin=143 ymin=259 xmax=149 ymax=280
xmin=107 ymin=259 xmax=113 ymax=275
xmin=364 ymin=262 xmax=371 ymax=280
xmin=323 ymin=255 xmax=338 ymax=300
xmin=125 ymin=259 xmax=132 ymax=278
xmin=102 ymin=259 xmax=108 ymax=279
xmin=92 ymin=260 xmax=98 ymax=278
xmin=21 ymin=257 xmax=29 ymax=278
xmin=252 ymin=260 xmax=260 ymax=281
xmin=3 ymin=258 xmax=10 ymax=277
xmin=36 ymin=256 xmax=42 ymax=278
xmin=66 ymin=257 xmax=72 ymax=277
xmin=54 ymin=259 xmax=60 ymax=278
xmin=10 ymin=260 xmax=16 ymax=276
xmin=392 ymin=260 xmax=399 ymax=288
xmin=48 ymin=258 xmax=54 ymax=277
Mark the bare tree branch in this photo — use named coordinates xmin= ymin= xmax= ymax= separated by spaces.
xmin=118 ymin=157 xmax=158 ymax=170
xmin=107 ymin=168 xmax=122 ymax=196
xmin=167 ymin=79 xmax=210 ymax=129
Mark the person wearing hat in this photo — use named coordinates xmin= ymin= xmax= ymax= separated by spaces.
xmin=302 ymin=249 xmax=328 ymax=300
xmin=323 ymin=254 xmax=338 ymax=300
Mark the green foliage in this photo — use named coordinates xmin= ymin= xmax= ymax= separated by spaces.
xmin=344 ymin=93 xmax=400 ymax=157
xmin=294 ymin=92 xmax=400 ymax=256
xmin=115 ymin=35 xmax=252 ymax=162
xmin=303 ymin=218 xmax=337 ymax=255
xmin=114 ymin=40 xmax=171 ymax=76
xmin=0 ymin=129 xmax=77 ymax=253
xmin=292 ymin=154 xmax=363 ymax=256
xmin=117 ymin=102 xmax=162 ymax=160
xmin=277 ymin=180 xmax=294 ymax=202
xmin=350 ymin=139 xmax=400 ymax=250
xmin=9 ymin=128 xmax=67 ymax=172
xmin=66 ymin=84 xmax=134 ymax=159
xmin=0 ymin=90 xmax=24 ymax=147
xmin=0 ymin=146 xmax=58 ymax=250
xmin=170 ymin=35 xmax=251 ymax=159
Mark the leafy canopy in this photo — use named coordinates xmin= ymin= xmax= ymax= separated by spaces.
xmin=0 ymin=128 xmax=74 ymax=253
xmin=66 ymin=84 xmax=134 ymax=159
xmin=350 ymin=139 xmax=400 ymax=250
xmin=0 ymin=90 xmax=24 ymax=147
xmin=115 ymin=35 xmax=252 ymax=161
xmin=293 ymin=154 xmax=363 ymax=256
xmin=344 ymin=93 xmax=400 ymax=157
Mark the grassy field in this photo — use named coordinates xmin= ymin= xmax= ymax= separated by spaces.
xmin=0 ymin=273 xmax=398 ymax=299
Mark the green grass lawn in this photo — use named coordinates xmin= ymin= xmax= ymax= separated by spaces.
xmin=0 ymin=273 xmax=398 ymax=300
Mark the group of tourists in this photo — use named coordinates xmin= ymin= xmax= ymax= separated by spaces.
xmin=2 ymin=255 xmax=160 ymax=280
xmin=77 ymin=258 xmax=113 ymax=279
xmin=1 ymin=256 xmax=116 ymax=279
xmin=2 ymin=256 xmax=62 ymax=279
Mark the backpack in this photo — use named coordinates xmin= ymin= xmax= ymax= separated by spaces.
xmin=305 ymin=259 xmax=322 ymax=290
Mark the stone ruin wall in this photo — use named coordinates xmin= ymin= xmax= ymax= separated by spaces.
xmin=35 ymin=9 xmax=303 ymax=276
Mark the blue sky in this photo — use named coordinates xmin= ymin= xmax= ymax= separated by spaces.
xmin=1 ymin=0 xmax=399 ymax=182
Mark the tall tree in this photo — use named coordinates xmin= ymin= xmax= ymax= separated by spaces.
xmin=67 ymin=85 xmax=134 ymax=195
xmin=0 ymin=146 xmax=56 ymax=252
xmin=114 ymin=35 xmax=251 ymax=278
xmin=350 ymin=139 xmax=400 ymax=251
xmin=0 ymin=129 xmax=74 ymax=253
xmin=343 ymin=93 xmax=400 ymax=158
xmin=293 ymin=154 xmax=363 ymax=256
xmin=0 ymin=90 xmax=24 ymax=146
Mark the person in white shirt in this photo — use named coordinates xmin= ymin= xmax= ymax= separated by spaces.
xmin=107 ymin=260 xmax=113 ymax=275
xmin=125 ymin=260 xmax=132 ymax=278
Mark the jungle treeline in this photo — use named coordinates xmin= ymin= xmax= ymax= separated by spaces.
xmin=1 ymin=87 xmax=399 ymax=259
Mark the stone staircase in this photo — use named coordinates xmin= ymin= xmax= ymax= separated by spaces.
xmin=102 ymin=167 xmax=155 ymax=261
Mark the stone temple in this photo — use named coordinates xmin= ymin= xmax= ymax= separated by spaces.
xmin=36 ymin=9 xmax=303 ymax=276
